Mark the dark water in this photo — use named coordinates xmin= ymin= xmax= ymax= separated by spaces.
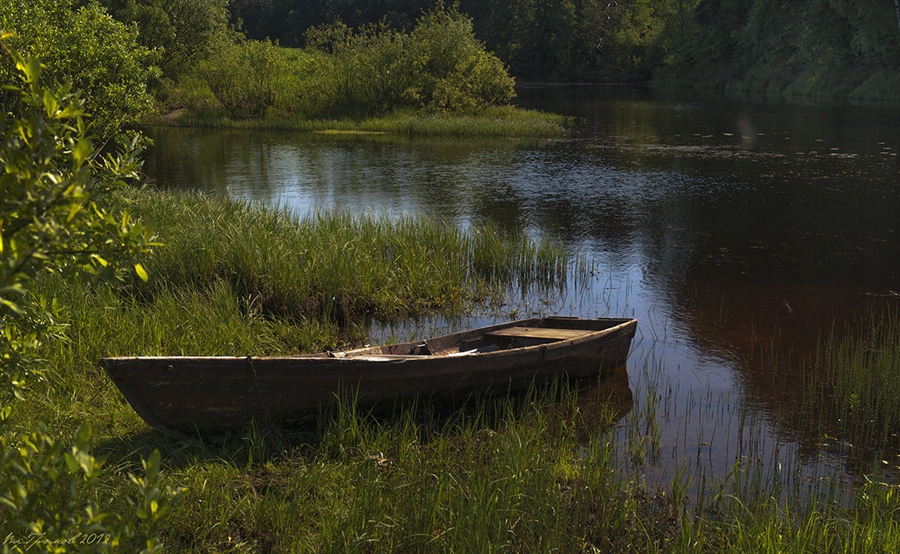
xmin=142 ymin=85 xmax=900 ymax=491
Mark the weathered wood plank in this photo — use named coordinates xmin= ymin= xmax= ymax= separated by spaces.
xmin=484 ymin=327 xmax=598 ymax=341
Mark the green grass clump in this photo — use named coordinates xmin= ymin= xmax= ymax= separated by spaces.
xmin=115 ymin=187 xmax=569 ymax=328
xmin=25 ymin=186 xmax=573 ymax=373
xmin=807 ymin=308 xmax=900 ymax=450
xmin=162 ymin=106 xmax=567 ymax=138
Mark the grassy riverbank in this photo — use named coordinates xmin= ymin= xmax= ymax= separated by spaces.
xmin=156 ymin=106 xmax=568 ymax=138
xmin=12 ymin=187 xmax=900 ymax=551
xmin=29 ymin=187 xmax=573 ymax=363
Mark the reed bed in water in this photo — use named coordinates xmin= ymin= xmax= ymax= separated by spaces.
xmin=114 ymin=188 xmax=569 ymax=328
xmin=804 ymin=306 xmax=900 ymax=451
xmin=607 ymin=340 xmax=900 ymax=554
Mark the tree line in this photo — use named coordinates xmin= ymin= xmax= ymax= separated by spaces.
xmin=229 ymin=0 xmax=696 ymax=82
xmin=230 ymin=0 xmax=900 ymax=97
xmin=4 ymin=0 xmax=897 ymax=118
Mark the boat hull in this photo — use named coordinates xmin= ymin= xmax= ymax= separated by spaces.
xmin=101 ymin=317 xmax=637 ymax=437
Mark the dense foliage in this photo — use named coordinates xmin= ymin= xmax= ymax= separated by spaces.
xmin=0 ymin=0 xmax=156 ymax=137
xmin=654 ymin=0 xmax=900 ymax=100
xmin=97 ymin=0 xmax=232 ymax=75
xmin=226 ymin=0 xmax=900 ymax=99
xmin=167 ymin=7 xmax=516 ymax=120
xmin=0 ymin=42 xmax=179 ymax=552
xmin=228 ymin=0 xmax=696 ymax=82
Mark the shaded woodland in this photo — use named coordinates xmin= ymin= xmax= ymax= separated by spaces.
xmin=231 ymin=0 xmax=900 ymax=99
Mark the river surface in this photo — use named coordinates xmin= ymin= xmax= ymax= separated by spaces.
xmin=142 ymin=85 xmax=900 ymax=495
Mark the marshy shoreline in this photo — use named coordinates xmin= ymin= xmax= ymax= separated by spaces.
xmin=16 ymin=186 xmax=900 ymax=552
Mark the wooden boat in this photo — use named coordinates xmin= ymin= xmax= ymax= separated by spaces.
xmin=101 ymin=316 xmax=637 ymax=438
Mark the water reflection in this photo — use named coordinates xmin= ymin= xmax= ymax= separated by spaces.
xmin=142 ymin=85 xmax=900 ymax=490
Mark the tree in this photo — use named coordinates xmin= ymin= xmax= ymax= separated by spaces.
xmin=98 ymin=0 xmax=232 ymax=75
xmin=0 ymin=0 xmax=156 ymax=138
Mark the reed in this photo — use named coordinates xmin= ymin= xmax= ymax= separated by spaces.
xmin=112 ymin=188 xmax=572 ymax=333
xmin=804 ymin=306 xmax=900 ymax=451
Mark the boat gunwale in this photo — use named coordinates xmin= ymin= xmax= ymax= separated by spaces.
xmin=100 ymin=318 xmax=637 ymax=364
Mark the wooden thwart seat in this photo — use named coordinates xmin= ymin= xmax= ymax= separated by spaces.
xmin=484 ymin=327 xmax=598 ymax=341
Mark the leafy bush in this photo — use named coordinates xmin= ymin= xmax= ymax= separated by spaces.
xmin=406 ymin=7 xmax=516 ymax=112
xmin=176 ymin=6 xmax=516 ymax=120
xmin=0 ymin=43 xmax=180 ymax=552
xmin=0 ymin=0 xmax=156 ymax=137
xmin=312 ymin=6 xmax=516 ymax=116
xmin=190 ymin=39 xmax=334 ymax=120
xmin=98 ymin=0 xmax=232 ymax=76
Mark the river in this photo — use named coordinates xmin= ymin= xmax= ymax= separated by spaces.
xmin=142 ymin=84 xmax=900 ymax=495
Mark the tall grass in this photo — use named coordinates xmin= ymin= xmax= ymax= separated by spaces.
xmin=804 ymin=307 xmax=900 ymax=451
xmin=115 ymin=187 xmax=571 ymax=329
xmin=117 ymin=383 xmax=664 ymax=553
xmin=19 ymin=187 xmax=900 ymax=552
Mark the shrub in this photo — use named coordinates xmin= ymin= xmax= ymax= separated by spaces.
xmin=0 ymin=0 xmax=156 ymax=137
xmin=0 ymin=43 xmax=179 ymax=552
xmin=316 ymin=6 xmax=516 ymax=116
xmin=178 ymin=5 xmax=516 ymax=120
xmin=407 ymin=7 xmax=516 ymax=112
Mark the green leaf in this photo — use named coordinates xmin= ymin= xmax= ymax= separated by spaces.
xmin=19 ymin=58 xmax=42 ymax=84
xmin=66 ymin=202 xmax=83 ymax=223
xmin=0 ymin=297 xmax=24 ymax=315
xmin=75 ymin=422 xmax=93 ymax=446
xmin=72 ymin=137 xmax=92 ymax=166
xmin=64 ymin=452 xmax=80 ymax=473
xmin=135 ymin=263 xmax=149 ymax=282
xmin=43 ymin=89 xmax=59 ymax=116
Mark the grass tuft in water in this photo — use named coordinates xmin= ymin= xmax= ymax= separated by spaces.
xmin=806 ymin=306 xmax=900 ymax=452
xmin=109 ymin=187 xmax=573 ymax=333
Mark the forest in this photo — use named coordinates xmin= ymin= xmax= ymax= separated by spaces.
xmin=228 ymin=0 xmax=900 ymax=100
xmin=4 ymin=0 xmax=898 ymax=130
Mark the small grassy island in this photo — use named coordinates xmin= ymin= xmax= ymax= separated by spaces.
xmin=151 ymin=8 xmax=567 ymax=137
